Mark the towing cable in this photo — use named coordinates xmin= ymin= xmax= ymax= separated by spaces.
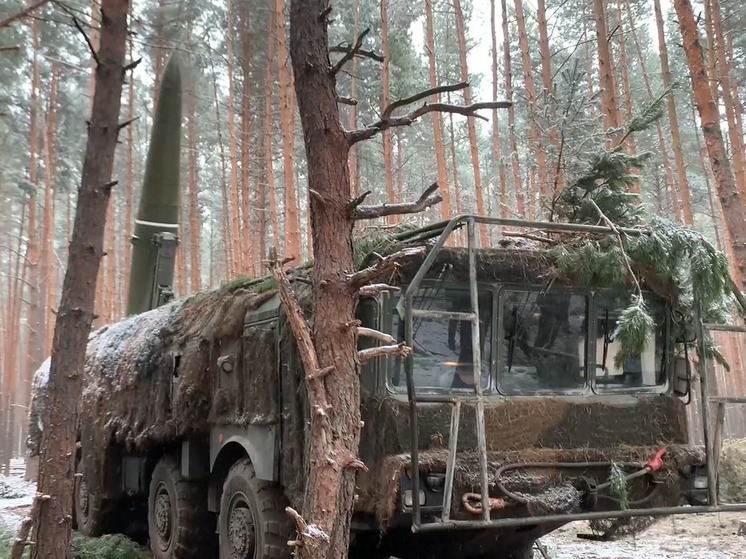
xmin=462 ymin=448 xmax=666 ymax=515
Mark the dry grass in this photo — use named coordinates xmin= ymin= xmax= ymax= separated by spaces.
xmin=719 ymin=438 xmax=746 ymax=503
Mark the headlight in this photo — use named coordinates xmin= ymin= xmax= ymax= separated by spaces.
xmin=403 ymin=489 xmax=426 ymax=508
xmin=693 ymin=476 xmax=708 ymax=489
xmin=426 ymin=474 xmax=445 ymax=492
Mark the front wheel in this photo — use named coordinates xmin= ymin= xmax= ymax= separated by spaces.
xmin=74 ymin=460 xmax=110 ymax=536
xmin=219 ymin=458 xmax=291 ymax=559
xmin=148 ymin=455 xmax=216 ymax=559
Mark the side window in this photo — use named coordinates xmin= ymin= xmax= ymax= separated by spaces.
xmin=499 ymin=290 xmax=587 ymax=394
xmin=593 ymin=292 xmax=667 ymax=390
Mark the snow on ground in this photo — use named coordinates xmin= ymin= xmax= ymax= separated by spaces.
xmin=0 ymin=465 xmax=35 ymax=533
xmin=539 ymin=513 xmax=746 ymax=559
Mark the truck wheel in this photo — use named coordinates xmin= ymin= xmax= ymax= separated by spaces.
xmin=75 ymin=460 xmax=108 ymax=536
xmin=469 ymin=541 xmax=535 ymax=559
xmin=148 ymin=455 xmax=216 ymax=559
xmin=219 ymin=458 xmax=291 ymax=559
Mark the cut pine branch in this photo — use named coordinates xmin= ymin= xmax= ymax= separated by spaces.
xmin=358 ymin=343 xmax=411 ymax=363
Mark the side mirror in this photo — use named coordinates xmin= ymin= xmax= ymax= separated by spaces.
xmin=673 ymin=354 xmax=691 ymax=398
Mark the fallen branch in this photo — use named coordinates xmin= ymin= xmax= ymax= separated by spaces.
xmin=359 ymin=283 xmax=400 ymax=297
xmin=347 ymin=246 xmax=426 ymax=288
xmin=353 ymin=181 xmax=442 ymax=220
xmin=358 ymin=343 xmax=411 ymax=363
xmin=0 ymin=0 xmax=54 ymax=29
xmin=502 ymin=231 xmax=555 ymax=244
xmin=349 ymin=100 xmax=511 ymax=144
xmin=10 ymin=492 xmax=47 ymax=559
xmin=331 ymin=28 xmax=371 ymax=75
xmin=357 ymin=327 xmax=396 ymax=345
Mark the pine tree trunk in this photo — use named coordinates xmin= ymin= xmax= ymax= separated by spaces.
xmin=501 ymin=0 xmax=525 ymax=216
xmin=652 ymin=0 xmax=694 ymax=223
xmin=592 ymin=0 xmax=623 ymax=138
xmin=623 ymin=0 xmax=679 ymax=218
xmin=690 ymin=99 xmax=723 ymax=250
xmin=703 ymin=0 xmax=719 ymax=102
xmin=615 ymin=0 xmax=640 ymax=193
xmin=490 ymin=0 xmax=508 ymax=219
xmin=673 ymin=0 xmax=746 ymax=286
xmin=454 ymin=0 xmax=487 ymax=243
xmin=123 ymin=40 xmax=135 ymax=303
xmin=583 ymin=9 xmax=597 ymax=123
xmin=537 ymin=0 xmax=562 ymax=193
xmin=264 ymin=6 xmax=280 ymax=254
xmin=187 ymin=89 xmax=202 ymax=291
xmin=226 ymin=0 xmax=241 ymax=274
xmin=381 ymin=0 xmax=397 ymax=223
xmin=29 ymin=2 xmax=128 ymax=557
xmin=239 ymin=6 xmax=253 ymax=275
xmin=425 ymin=0 xmax=452 ymax=219
xmin=276 ymin=0 xmax=301 ymax=258
xmin=211 ymin=62 xmax=233 ymax=279
xmin=710 ymin=0 xmax=746 ymax=199
xmin=348 ymin=0 xmax=361 ymax=198
xmin=513 ymin=0 xmax=546 ymax=214
xmin=289 ymin=0 xmax=361 ymax=556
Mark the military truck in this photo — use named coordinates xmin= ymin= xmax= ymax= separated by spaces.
xmin=26 ymin=59 xmax=746 ymax=559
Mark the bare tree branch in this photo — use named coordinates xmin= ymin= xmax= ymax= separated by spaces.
xmin=336 ymin=96 xmax=358 ymax=106
xmin=0 ymin=46 xmax=21 ymax=53
xmin=358 ymin=343 xmax=411 ymax=363
xmin=382 ymin=82 xmax=469 ymax=120
xmin=347 ymin=246 xmax=426 ymax=288
xmin=353 ymin=181 xmax=442 ymax=220
xmin=358 ymin=283 xmax=400 ymax=297
xmin=349 ymin=100 xmax=511 ymax=145
xmin=0 ymin=0 xmax=55 ymax=29
xmin=356 ymin=327 xmax=396 ymax=345
xmin=331 ymin=28 xmax=371 ymax=75
xmin=329 ymin=44 xmax=384 ymax=63
xmin=72 ymin=16 xmax=100 ymax=67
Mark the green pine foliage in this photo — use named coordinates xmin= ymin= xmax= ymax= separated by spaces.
xmin=609 ymin=462 xmax=630 ymax=510
xmin=551 ymin=93 xmax=738 ymax=367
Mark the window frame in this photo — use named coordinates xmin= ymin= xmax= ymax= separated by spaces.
xmin=382 ymin=281 xmax=498 ymax=396
xmin=588 ymin=289 xmax=672 ymax=395
xmin=495 ymin=284 xmax=591 ymax=396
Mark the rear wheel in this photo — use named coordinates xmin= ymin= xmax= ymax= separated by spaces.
xmin=74 ymin=460 xmax=109 ymax=536
xmin=148 ymin=455 xmax=216 ymax=559
xmin=218 ymin=458 xmax=291 ymax=559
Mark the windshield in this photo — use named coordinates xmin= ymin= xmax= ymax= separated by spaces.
xmin=388 ymin=287 xmax=493 ymax=393
xmin=499 ymin=289 xmax=588 ymax=394
xmin=594 ymin=292 xmax=667 ymax=390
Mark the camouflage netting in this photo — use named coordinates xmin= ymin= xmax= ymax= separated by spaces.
xmin=355 ymin=396 xmax=695 ymax=526
xmin=27 ymin=235 xmax=694 ymax=520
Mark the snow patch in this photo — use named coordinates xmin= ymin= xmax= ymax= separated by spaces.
xmin=0 ymin=475 xmax=35 ymax=533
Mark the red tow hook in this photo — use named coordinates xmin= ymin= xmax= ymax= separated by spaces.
xmin=645 ymin=448 xmax=667 ymax=473
xmin=461 ymin=493 xmax=508 ymax=515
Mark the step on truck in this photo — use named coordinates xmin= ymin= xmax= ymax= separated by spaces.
xmin=27 ymin=213 xmax=746 ymax=559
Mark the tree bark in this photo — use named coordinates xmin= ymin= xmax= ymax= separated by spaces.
xmin=592 ymin=0 xmax=623 ymax=139
xmin=276 ymin=0 xmax=301 ymax=258
xmin=289 ymin=0 xmax=360 ymax=556
xmin=454 ymin=0 xmax=487 ymax=243
xmin=424 ymin=0 xmax=452 ymax=220
xmin=187 ymin=88 xmax=202 ymax=291
xmin=673 ymin=0 xmax=746 ymax=287
xmin=264 ymin=5 xmax=280 ymax=254
xmin=490 ymin=0 xmax=507 ymax=219
xmin=28 ymin=1 xmax=128 ymax=557
xmin=709 ymin=0 xmax=746 ymax=199
xmin=501 ymin=0 xmax=525 ymax=216
xmin=226 ymin=0 xmax=241 ymax=275
xmin=652 ymin=0 xmax=693 ymax=223
xmin=123 ymin=39 xmax=135 ymax=303
xmin=513 ymin=0 xmax=545 ymax=215
xmin=381 ymin=0 xmax=397 ymax=222
xmin=210 ymin=61 xmax=233 ymax=279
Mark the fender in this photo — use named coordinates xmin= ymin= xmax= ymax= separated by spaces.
xmin=209 ymin=424 xmax=278 ymax=482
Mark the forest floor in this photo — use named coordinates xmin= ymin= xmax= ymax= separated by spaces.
xmin=1 ymin=465 xmax=745 ymax=558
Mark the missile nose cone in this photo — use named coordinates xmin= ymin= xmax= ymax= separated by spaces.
xmin=126 ymin=54 xmax=183 ymax=317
